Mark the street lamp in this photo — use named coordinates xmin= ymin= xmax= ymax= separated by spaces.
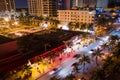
xmin=4 ymin=17 xmax=9 ymax=22
xmin=4 ymin=17 xmax=10 ymax=28
xmin=44 ymin=43 xmax=51 ymax=52
xmin=14 ymin=21 xmax=18 ymax=25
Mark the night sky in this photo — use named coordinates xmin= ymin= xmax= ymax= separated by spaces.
xmin=15 ymin=0 xmax=27 ymax=8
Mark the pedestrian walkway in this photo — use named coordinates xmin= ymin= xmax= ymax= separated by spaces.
xmin=5 ymin=51 xmax=75 ymax=80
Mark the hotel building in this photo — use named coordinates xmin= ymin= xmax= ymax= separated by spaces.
xmin=96 ymin=0 xmax=109 ymax=8
xmin=58 ymin=10 xmax=96 ymax=25
xmin=28 ymin=0 xmax=58 ymax=17
xmin=72 ymin=0 xmax=96 ymax=8
xmin=0 ymin=0 xmax=15 ymax=11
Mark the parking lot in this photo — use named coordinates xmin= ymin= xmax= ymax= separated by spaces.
xmin=0 ymin=27 xmax=41 ymax=38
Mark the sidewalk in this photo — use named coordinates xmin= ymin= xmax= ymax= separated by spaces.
xmin=34 ymin=52 xmax=75 ymax=80
xmin=5 ymin=51 xmax=75 ymax=80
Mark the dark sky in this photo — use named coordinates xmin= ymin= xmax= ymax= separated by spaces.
xmin=15 ymin=0 xmax=28 ymax=8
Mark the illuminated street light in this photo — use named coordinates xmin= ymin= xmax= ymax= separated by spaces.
xmin=14 ymin=21 xmax=18 ymax=25
xmin=62 ymin=25 xmax=69 ymax=30
xmin=4 ymin=17 xmax=9 ymax=22
xmin=4 ymin=17 xmax=10 ymax=28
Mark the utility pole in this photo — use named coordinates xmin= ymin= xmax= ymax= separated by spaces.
xmin=44 ymin=43 xmax=51 ymax=52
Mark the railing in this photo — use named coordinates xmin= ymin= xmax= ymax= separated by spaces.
xmin=30 ymin=44 xmax=66 ymax=62
xmin=0 ymin=44 xmax=66 ymax=72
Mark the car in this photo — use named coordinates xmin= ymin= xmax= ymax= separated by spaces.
xmin=49 ymin=67 xmax=62 ymax=75
xmin=73 ymin=54 xmax=81 ymax=59
xmin=30 ymin=28 xmax=36 ymax=30
xmin=14 ymin=32 xmax=23 ymax=37
xmin=71 ymin=62 xmax=79 ymax=69
xmin=71 ymin=62 xmax=78 ymax=66
xmin=90 ymin=49 xmax=94 ymax=51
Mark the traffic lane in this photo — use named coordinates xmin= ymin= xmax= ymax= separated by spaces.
xmin=38 ymin=58 xmax=77 ymax=80
xmin=37 ymin=40 xmax=103 ymax=80
xmin=110 ymin=30 xmax=120 ymax=37
xmin=56 ymin=58 xmax=77 ymax=79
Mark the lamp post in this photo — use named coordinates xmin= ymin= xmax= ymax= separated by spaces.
xmin=4 ymin=17 xmax=10 ymax=28
xmin=44 ymin=43 xmax=51 ymax=52
xmin=14 ymin=21 xmax=19 ymax=27
xmin=4 ymin=17 xmax=9 ymax=22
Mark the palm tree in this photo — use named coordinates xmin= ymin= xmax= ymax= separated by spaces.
xmin=95 ymin=16 xmax=109 ymax=36
xmin=90 ymin=68 xmax=105 ymax=80
xmin=36 ymin=16 xmax=43 ymax=21
xmin=108 ymin=35 xmax=119 ymax=51
xmin=19 ymin=15 xmax=31 ymax=26
xmin=97 ymin=16 xmax=108 ymax=27
xmin=92 ymin=48 xmax=104 ymax=66
xmin=23 ymin=65 xmax=32 ymax=72
xmin=47 ymin=52 xmax=56 ymax=63
xmin=53 ymin=19 xmax=60 ymax=27
xmin=91 ymin=44 xmax=120 ymax=80
xmin=31 ymin=16 xmax=43 ymax=26
xmin=49 ymin=19 xmax=60 ymax=29
xmin=101 ymin=43 xmax=109 ymax=50
xmin=65 ymin=74 xmax=76 ymax=80
xmin=72 ymin=62 xmax=80 ymax=73
xmin=89 ymin=23 xmax=93 ymax=30
xmin=37 ymin=56 xmax=43 ymax=63
xmin=81 ymin=23 xmax=86 ymax=30
xmin=103 ymin=55 xmax=113 ymax=68
xmin=112 ymin=42 xmax=120 ymax=58
xmin=68 ymin=22 xmax=76 ymax=30
xmin=22 ymin=64 xmax=32 ymax=78
xmin=109 ymin=35 xmax=119 ymax=42
xmin=86 ymin=23 xmax=89 ymax=32
xmin=79 ymin=54 xmax=90 ymax=73
xmin=75 ymin=22 xmax=79 ymax=29
xmin=79 ymin=22 xmax=83 ymax=30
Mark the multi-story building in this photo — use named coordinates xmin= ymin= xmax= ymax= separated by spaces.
xmin=72 ymin=0 xmax=96 ymax=8
xmin=63 ymin=0 xmax=72 ymax=10
xmin=58 ymin=0 xmax=63 ymax=10
xmin=72 ymin=0 xmax=84 ymax=7
xmin=0 ymin=0 xmax=15 ymax=11
xmin=51 ymin=0 xmax=73 ymax=10
xmin=58 ymin=10 xmax=96 ymax=25
xmin=108 ymin=0 xmax=120 ymax=8
xmin=28 ymin=0 xmax=58 ymax=17
xmin=96 ymin=0 xmax=109 ymax=8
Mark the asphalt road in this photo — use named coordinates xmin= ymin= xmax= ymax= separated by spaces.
xmin=37 ymin=40 xmax=102 ymax=80
xmin=36 ymin=29 xmax=120 ymax=80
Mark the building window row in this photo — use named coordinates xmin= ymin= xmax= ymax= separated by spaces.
xmin=59 ymin=12 xmax=89 ymax=14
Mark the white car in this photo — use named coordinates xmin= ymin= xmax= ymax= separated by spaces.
xmin=49 ymin=67 xmax=62 ymax=75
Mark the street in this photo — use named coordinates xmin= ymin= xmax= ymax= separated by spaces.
xmin=37 ymin=40 xmax=103 ymax=80
xmin=37 ymin=29 xmax=120 ymax=80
